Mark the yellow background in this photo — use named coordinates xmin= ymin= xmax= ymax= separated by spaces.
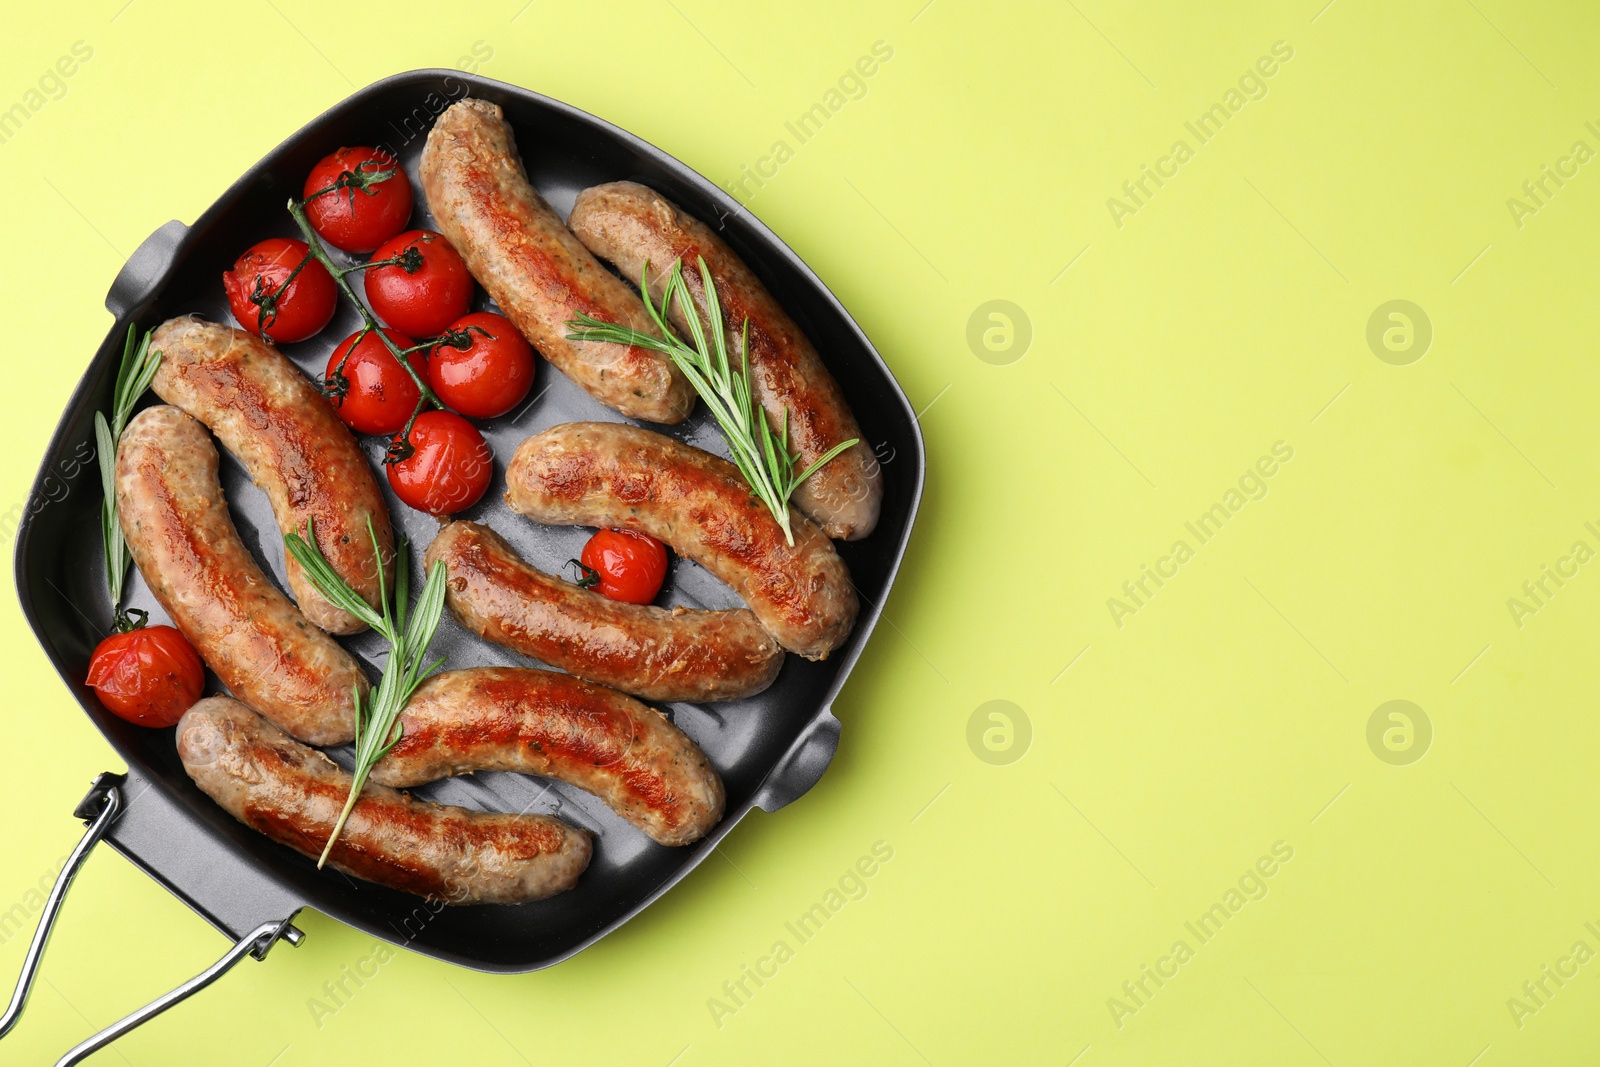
xmin=2 ymin=0 xmax=1598 ymax=1063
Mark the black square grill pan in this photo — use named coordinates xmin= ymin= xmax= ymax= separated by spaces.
xmin=5 ymin=69 xmax=923 ymax=1061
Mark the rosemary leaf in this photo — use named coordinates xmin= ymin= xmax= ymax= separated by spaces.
xmin=95 ymin=413 xmax=125 ymax=606
xmin=565 ymin=257 xmax=856 ymax=545
xmin=285 ymin=516 xmax=448 ymax=866
xmin=284 ymin=519 xmax=386 ymax=634
xmin=98 ymin=326 xmax=162 ymax=614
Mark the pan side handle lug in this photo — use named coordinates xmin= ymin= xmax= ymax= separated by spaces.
xmin=53 ymin=917 xmax=303 ymax=1067
xmin=753 ymin=709 xmax=842 ymax=813
xmin=105 ymin=219 xmax=189 ymax=319
xmin=0 ymin=774 xmax=126 ymax=1041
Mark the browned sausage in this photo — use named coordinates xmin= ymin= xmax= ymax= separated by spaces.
xmin=505 ymin=422 xmax=857 ymax=660
xmin=178 ymin=696 xmax=591 ymax=904
xmin=427 ymin=521 xmax=782 ymax=703
xmin=116 ymin=406 xmax=361 ymax=745
xmin=419 ymin=99 xmax=692 ymax=424
xmin=149 ymin=316 xmax=393 ymax=636
xmin=569 ymin=181 xmax=882 ymax=540
xmin=370 ymin=667 xmax=723 ymax=847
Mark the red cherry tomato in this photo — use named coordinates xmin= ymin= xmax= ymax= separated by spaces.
xmin=579 ymin=529 xmax=668 ymax=605
xmin=324 ymin=329 xmax=426 ymax=435
xmin=427 ymin=312 xmax=536 ymax=418
xmin=222 ymin=238 xmax=337 ymax=343
xmin=303 ymin=146 xmax=413 ymax=254
xmin=386 ymin=410 xmax=493 ymax=515
xmin=86 ymin=623 xmax=205 ymax=728
xmin=364 ymin=230 xmax=473 ymax=337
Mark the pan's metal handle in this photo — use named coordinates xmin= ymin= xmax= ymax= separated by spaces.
xmin=53 ymin=917 xmax=302 ymax=1066
xmin=0 ymin=774 xmax=124 ymax=1040
xmin=0 ymin=773 xmax=304 ymax=1061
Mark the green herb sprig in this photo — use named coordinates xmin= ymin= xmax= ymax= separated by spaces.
xmin=565 ymin=257 xmax=857 ymax=546
xmin=285 ymin=517 xmax=448 ymax=867
xmin=96 ymin=326 xmax=162 ymax=625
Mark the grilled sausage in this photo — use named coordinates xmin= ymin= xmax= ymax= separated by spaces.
xmin=178 ymin=697 xmax=590 ymax=904
xmin=505 ymin=423 xmax=857 ymax=660
xmin=569 ymin=181 xmax=882 ymax=540
xmin=149 ymin=316 xmax=393 ymax=636
xmin=371 ymin=667 xmax=724 ymax=846
xmin=419 ymin=99 xmax=692 ymax=424
xmin=116 ymin=406 xmax=361 ymax=745
xmin=427 ymin=521 xmax=782 ymax=703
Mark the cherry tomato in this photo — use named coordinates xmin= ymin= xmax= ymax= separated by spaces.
xmin=427 ymin=312 xmax=536 ymax=419
xmin=223 ymin=238 xmax=337 ymax=344
xmin=86 ymin=623 xmax=205 ymax=728
xmin=386 ymin=410 xmax=492 ymax=515
xmin=324 ymin=329 xmax=426 ymax=435
xmin=364 ymin=230 xmax=473 ymax=337
xmin=579 ymin=529 xmax=668 ymax=605
xmin=303 ymin=146 xmax=413 ymax=254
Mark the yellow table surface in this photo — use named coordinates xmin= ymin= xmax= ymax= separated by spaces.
xmin=4 ymin=1 xmax=1598 ymax=1063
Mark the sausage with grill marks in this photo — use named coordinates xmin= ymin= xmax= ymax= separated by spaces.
xmin=116 ymin=405 xmax=362 ymax=745
xmin=371 ymin=667 xmax=724 ymax=847
xmin=427 ymin=521 xmax=783 ymax=703
xmin=419 ymin=99 xmax=692 ymax=424
xmin=569 ymin=180 xmax=882 ymax=540
xmin=178 ymin=696 xmax=590 ymax=903
xmin=149 ymin=316 xmax=393 ymax=636
xmin=505 ymin=422 xmax=857 ymax=660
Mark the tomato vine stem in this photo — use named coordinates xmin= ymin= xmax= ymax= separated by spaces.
xmin=285 ymin=198 xmax=447 ymax=452
xmin=303 ymin=159 xmax=400 ymax=209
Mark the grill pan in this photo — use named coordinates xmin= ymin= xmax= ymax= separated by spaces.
xmin=6 ymin=69 xmax=924 ymax=1060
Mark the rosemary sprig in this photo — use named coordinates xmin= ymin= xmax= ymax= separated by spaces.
xmin=96 ymin=326 xmax=162 ymax=622
xmin=565 ymin=257 xmax=857 ymax=545
xmin=285 ymin=516 xmax=448 ymax=867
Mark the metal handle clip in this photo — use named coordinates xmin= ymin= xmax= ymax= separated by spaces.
xmin=0 ymin=775 xmax=124 ymax=1040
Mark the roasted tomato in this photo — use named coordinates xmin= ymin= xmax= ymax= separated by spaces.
xmin=427 ymin=312 xmax=536 ymax=419
xmin=86 ymin=622 xmax=205 ymax=728
xmin=222 ymin=237 xmax=338 ymax=343
xmin=363 ymin=230 xmax=473 ymax=337
xmin=324 ymin=328 xmax=426 ymax=435
xmin=578 ymin=529 xmax=668 ymax=605
xmin=386 ymin=410 xmax=493 ymax=515
xmin=303 ymin=146 xmax=413 ymax=254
